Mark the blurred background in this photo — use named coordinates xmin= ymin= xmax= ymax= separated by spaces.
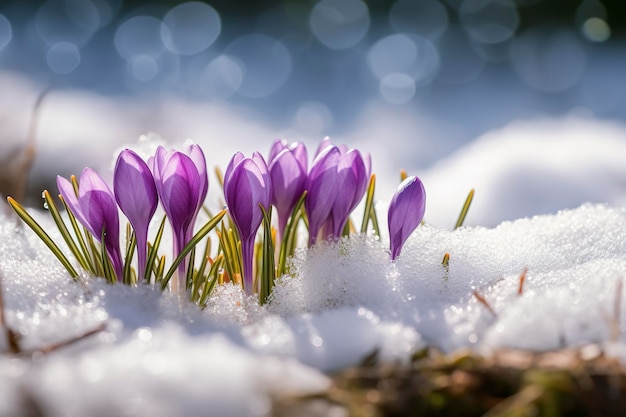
xmin=1 ymin=0 xmax=625 ymax=226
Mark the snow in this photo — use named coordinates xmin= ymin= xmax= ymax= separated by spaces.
xmin=2 ymin=73 xmax=626 ymax=415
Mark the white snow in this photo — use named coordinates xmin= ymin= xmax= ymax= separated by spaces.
xmin=2 ymin=72 xmax=626 ymax=415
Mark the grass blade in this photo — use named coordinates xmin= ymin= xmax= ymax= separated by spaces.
xmin=145 ymin=215 xmax=166 ymax=284
xmin=59 ymin=195 xmax=95 ymax=274
xmin=199 ymin=255 xmax=224 ymax=307
xmin=123 ymin=229 xmax=136 ymax=285
xmin=454 ymin=189 xmax=475 ymax=230
xmin=7 ymin=197 xmax=79 ymax=279
xmin=360 ymin=174 xmax=377 ymax=234
xmin=43 ymin=191 xmax=91 ymax=272
xmin=259 ymin=205 xmax=275 ymax=305
xmin=100 ymin=228 xmax=116 ymax=283
xmin=161 ymin=209 xmax=226 ymax=290
xmin=277 ymin=191 xmax=306 ymax=277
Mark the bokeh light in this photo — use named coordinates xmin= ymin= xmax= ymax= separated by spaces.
xmin=0 ymin=14 xmax=12 ymax=51
xmin=435 ymin=26 xmax=485 ymax=84
xmin=130 ymin=55 xmax=158 ymax=82
xmin=309 ymin=0 xmax=370 ymax=50
xmin=294 ymin=101 xmax=334 ymax=134
xmin=459 ymin=0 xmax=520 ymax=44
xmin=510 ymin=29 xmax=587 ymax=93
xmin=47 ymin=41 xmax=81 ymax=74
xmin=161 ymin=2 xmax=221 ymax=56
xmin=34 ymin=0 xmax=100 ymax=46
xmin=114 ymin=16 xmax=164 ymax=61
xmin=367 ymin=33 xmax=440 ymax=87
xmin=379 ymin=73 xmax=416 ymax=104
xmin=582 ymin=18 xmax=610 ymax=42
xmin=224 ymin=34 xmax=292 ymax=98
xmin=199 ymin=55 xmax=243 ymax=99
xmin=388 ymin=0 xmax=448 ymax=39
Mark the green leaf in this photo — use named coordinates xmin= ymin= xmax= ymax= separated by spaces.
xmin=360 ymin=174 xmax=377 ymax=235
xmin=277 ymin=191 xmax=306 ymax=277
xmin=185 ymin=246 xmax=196 ymax=292
xmin=259 ymin=205 xmax=275 ymax=305
xmin=145 ymin=215 xmax=166 ymax=284
xmin=454 ymin=189 xmax=475 ymax=230
xmin=199 ymin=255 xmax=224 ymax=307
xmin=161 ymin=209 xmax=227 ymax=290
xmin=59 ymin=195 xmax=95 ymax=274
xmin=100 ymin=228 xmax=116 ymax=284
xmin=7 ymin=197 xmax=79 ymax=279
xmin=123 ymin=228 xmax=136 ymax=285
xmin=43 ymin=190 xmax=92 ymax=272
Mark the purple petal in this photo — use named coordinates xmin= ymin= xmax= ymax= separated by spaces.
xmin=305 ymin=145 xmax=340 ymax=245
xmin=159 ymin=153 xmax=200 ymax=235
xmin=388 ymin=176 xmax=426 ymax=260
xmin=186 ymin=143 xmax=209 ymax=211
xmin=224 ymin=157 xmax=269 ymax=241
xmin=224 ymin=151 xmax=245 ymax=184
xmin=314 ymin=137 xmax=333 ymax=158
xmin=57 ymin=175 xmax=89 ymax=230
xmin=114 ymin=149 xmax=158 ymax=232
xmin=268 ymin=139 xmax=288 ymax=163
xmin=77 ymin=168 xmax=123 ymax=278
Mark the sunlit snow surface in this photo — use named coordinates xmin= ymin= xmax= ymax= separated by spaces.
xmin=2 ymin=201 xmax=626 ymax=415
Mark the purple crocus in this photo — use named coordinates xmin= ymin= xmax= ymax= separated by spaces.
xmin=327 ymin=148 xmax=369 ymax=238
xmin=304 ymin=145 xmax=340 ymax=246
xmin=267 ymin=140 xmax=308 ymax=238
xmin=114 ymin=149 xmax=158 ymax=282
xmin=57 ymin=168 xmax=123 ymax=279
xmin=151 ymin=144 xmax=208 ymax=292
xmin=388 ymin=175 xmax=426 ymax=261
xmin=306 ymin=138 xmax=371 ymax=244
xmin=223 ymin=152 xmax=272 ymax=296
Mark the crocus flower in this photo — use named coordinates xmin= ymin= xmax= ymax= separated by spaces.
xmin=388 ymin=175 xmax=426 ymax=260
xmin=306 ymin=138 xmax=371 ymax=244
xmin=304 ymin=145 xmax=340 ymax=246
xmin=57 ymin=168 xmax=123 ymax=279
xmin=114 ymin=149 xmax=158 ymax=282
xmin=327 ymin=148 xmax=369 ymax=238
xmin=267 ymin=140 xmax=308 ymax=238
xmin=151 ymin=144 xmax=208 ymax=292
xmin=223 ymin=152 xmax=272 ymax=296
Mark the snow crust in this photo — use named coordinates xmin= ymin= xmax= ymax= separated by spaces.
xmin=2 ymin=200 xmax=626 ymax=415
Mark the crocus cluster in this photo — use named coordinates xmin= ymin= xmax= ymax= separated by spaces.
xmin=57 ymin=144 xmax=208 ymax=291
xmin=14 ymin=137 xmax=428 ymax=305
xmin=221 ymin=138 xmax=374 ymax=295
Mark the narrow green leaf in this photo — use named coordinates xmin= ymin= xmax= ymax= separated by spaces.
xmin=161 ymin=209 xmax=226 ymax=290
xmin=185 ymin=246 xmax=196 ymax=292
xmin=43 ymin=191 xmax=90 ymax=271
xmin=86 ymin=232 xmax=104 ymax=277
xmin=277 ymin=191 xmax=306 ymax=277
xmin=259 ymin=205 xmax=275 ymax=305
xmin=214 ymin=166 xmax=224 ymax=189
xmin=7 ymin=197 xmax=79 ymax=279
xmin=360 ymin=174 xmax=377 ymax=234
xmin=100 ymin=228 xmax=116 ymax=283
xmin=454 ymin=189 xmax=475 ymax=230
xmin=145 ymin=215 xmax=166 ymax=284
xmin=199 ymin=255 xmax=224 ymax=307
xmin=156 ymin=255 xmax=166 ymax=282
xmin=123 ymin=230 xmax=136 ymax=285
xmin=59 ymin=195 xmax=95 ymax=274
